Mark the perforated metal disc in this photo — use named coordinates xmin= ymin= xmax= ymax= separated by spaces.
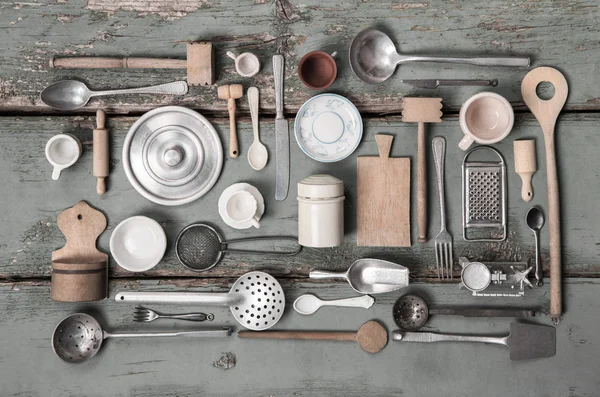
xmin=229 ymin=271 xmax=285 ymax=331
xmin=176 ymin=224 xmax=224 ymax=272
xmin=393 ymin=294 xmax=429 ymax=331
xmin=52 ymin=313 xmax=104 ymax=363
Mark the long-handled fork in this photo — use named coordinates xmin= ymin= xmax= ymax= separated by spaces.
xmin=432 ymin=137 xmax=453 ymax=279
xmin=133 ymin=306 xmax=214 ymax=322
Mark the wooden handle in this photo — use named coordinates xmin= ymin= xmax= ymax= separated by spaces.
xmin=93 ymin=110 xmax=109 ymax=196
xmin=228 ymin=98 xmax=238 ymax=158
xmin=514 ymin=140 xmax=536 ymax=202
xmin=546 ymin=136 xmax=562 ymax=323
xmin=375 ymin=134 xmax=393 ymax=159
xmin=417 ymin=122 xmax=427 ymax=243
xmin=238 ymin=331 xmax=357 ymax=342
xmin=50 ymin=56 xmax=187 ymax=69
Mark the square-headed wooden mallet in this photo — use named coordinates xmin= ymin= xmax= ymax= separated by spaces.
xmin=50 ymin=42 xmax=214 ymax=86
xmin=401 ymin=98 xmax=443 ymax=243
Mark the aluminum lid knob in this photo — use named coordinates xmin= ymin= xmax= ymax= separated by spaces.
xmin=164 ymin=147 xmax=183 ymax=167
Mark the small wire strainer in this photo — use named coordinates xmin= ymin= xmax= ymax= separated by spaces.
xmin=175 ymin=223 xmax=301 ymax=272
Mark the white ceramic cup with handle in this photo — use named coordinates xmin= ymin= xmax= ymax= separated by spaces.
xmin=45 ymin=133 xmax=82 ymax=180
xmin=226 ymin=51 xmax=260 ymax=78
xmin=458 ymin=92 xmax=514 ymax=151
xmin=223 ymin=190 xmax=261 ymax=228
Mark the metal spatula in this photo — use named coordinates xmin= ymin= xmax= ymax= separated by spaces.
xmin=392 ymin=322 xmax=555 ymax=360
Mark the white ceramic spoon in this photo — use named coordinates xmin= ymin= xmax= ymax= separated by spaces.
xmin=247 ymin=87 xmax=268 ymax=170
xmin=293 ymin=294 xmax=375 ymax=315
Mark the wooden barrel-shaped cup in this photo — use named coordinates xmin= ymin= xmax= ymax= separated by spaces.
xmin=51 ymin=261 xmax=108 ymax=302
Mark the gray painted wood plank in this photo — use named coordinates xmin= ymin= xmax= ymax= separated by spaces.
xmin=0 ymin=279 xmax=598 ymax=396
xmin=1 ymin=113 xmax=598 ymax=279
xmin=1 ymin=0 xmax=599 ymax=114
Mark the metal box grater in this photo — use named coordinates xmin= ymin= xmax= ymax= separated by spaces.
xmin=462 ymin=146 xmax=507 ymax=241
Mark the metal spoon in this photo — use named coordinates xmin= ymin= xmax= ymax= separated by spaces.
xmin=293 ymin=294 xmax=375 ymax=315
xmin=247 ymin=87 xmax=268 ymax=170
xmin=526 ymin=207 xmax=545 ymax=286
xmin=40 ymin=80 xmax=189 ymax=110
xmin=349 ymin=28 xmax=530 ymax=84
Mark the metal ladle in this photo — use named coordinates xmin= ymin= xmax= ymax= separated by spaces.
xmin=526 ymin=207 xmax=545 ymax=286
xmin=349 ymin=28 xmax=530 ymax=84
xmin=52 ymin=313 xmax=231 ymax=363
xmin=40 ymin=80 xmax=188 ymax=110
xmin=393 ymin=294 xmax=536 ymax=331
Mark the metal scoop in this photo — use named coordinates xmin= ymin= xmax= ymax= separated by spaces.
xmin=526 ymin=207 xmax=545 ymax=286
xmin=115 ymin=271 xmax=286 ymax=331
xmin=392 ymin=322 xmax=556 ymax=361
xmin=52 ymin=313 xmax=231 ymax=363
xmin=349 ymin=28 xmax=530 ymax=84
xmin=309 ymin=259 xmax=409 ymax=294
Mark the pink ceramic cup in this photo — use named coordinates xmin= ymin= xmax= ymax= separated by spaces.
xmin=458 ymin=92 xmax=514 ymax=150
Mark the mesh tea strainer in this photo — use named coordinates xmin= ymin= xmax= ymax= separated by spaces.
xmin=176 ymin=223 xmax=301 ymax=272
xmin=115 ymin=271 xmax=286 ymax=331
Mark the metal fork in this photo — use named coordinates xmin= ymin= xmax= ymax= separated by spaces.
xmin=133 ymin=306 xmax=214 ymax=322
xmin=432 ymin=137 xmax=453 ymax=279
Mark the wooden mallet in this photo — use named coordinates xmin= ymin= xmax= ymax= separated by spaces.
xmin=402 ymin=98 xmax=443 ymax=243
xmin=50 ymin=42 xmax=214 ymax=86
xmin=218 ymin=84 xmax=244 ymax=158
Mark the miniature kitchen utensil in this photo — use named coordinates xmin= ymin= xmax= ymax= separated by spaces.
xmin=221 ymin=190 xmax=261 ymax=229
xmin=226 ymin=51 xmax=260 ymax=77
xmin=293 ymin=294 xmax=375 ymax=315
xmin=123 ymin=106 xmax=223 ymax=206
xmin=310 ymin=259 xmax=409 ymax=294
xmin=297 ymin=51 xmax=337 ymax=90
xmin=401 ymin=79 xmax=498 ymax=89
xmin=521 ymin=67 xmax=568 ymax=325
xmin=349 ymin=28 xmax=530 ymax=84
xmin=175 ymin=223 xmax=300 ymax=272
xmin=41 ymin=80 xmax=188 ymax=110
xmin=239 ymin=320 xmax=387 ymax=354
xmin=458 ymin=257 xmax=533 ymax=297
xmin=514 ymin=140 xmax=538 ymax=202
xmin=45 ymin=133 xmax=82 ymax=180
xmin=393 ymin=294 xmax=536 ymax=331
xmin=51 ymin=42 xmax=214 ymax=85
xmin=273 ymin=54 xmax=290 ymax=201
xmin=133 ymin=306 xmax=214 ymax=322
xmin=357 ymin=134 xmax=410 ymax=247
xmin=295 ymin=94 xmax=363 ymax=162
xmin=218 ymin=183 xmax=264 ymax=230
xmin=52 ymin=313 xmax=231 ymax=363
xmin=402 ymin=98 xmax=443 ymax=243
xmin=432 ymin=137 xmax=453 ymax=279
xmin=462 ymin=146 xmax=507 ymax=241
xmin=51 ymin=201 xmax=108 ymax=302
xmin=392 ymin=322 xmax=556 ymax=361
xmin=218 ymin=84 xmax=244 ymax=158
xmin=109 ymin=216 xmax=167 ymax=272
xmin=116 ymin=271 xmax=286 ymax=331
xmin=297 ymin=174 xmax=345 ymax=248
xmin=458 ymin=92 xmax=514 ymax=150
xmin=93 ymin=110 xmax=109 ymax=195
xmin=247 ymin=87 xmax=268 ymax=170
xmin=526 ymin=207 xmax=545 ymax=287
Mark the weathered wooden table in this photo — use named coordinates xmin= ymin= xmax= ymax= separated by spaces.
xmin=1 ymin=1 xmax=599 ymax=395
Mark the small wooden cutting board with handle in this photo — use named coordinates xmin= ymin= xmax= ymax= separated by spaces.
xmin=51 ymin=201 xmax=108 ymax=302
xmin=357 ymin=134 xmax=411 ymax=247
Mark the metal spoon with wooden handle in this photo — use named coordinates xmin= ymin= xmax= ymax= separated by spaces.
xmin=521 ymin=67 xmax=568 ymax=325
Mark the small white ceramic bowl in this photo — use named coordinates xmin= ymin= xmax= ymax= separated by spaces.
xmin=110 ymin=216 xmax=167 ymax=272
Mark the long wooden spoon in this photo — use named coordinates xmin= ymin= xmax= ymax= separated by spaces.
xmin=238 ymin=320 xmax=387 ymax=353
xmin=521 ymin=67 xmax=568 ymax=325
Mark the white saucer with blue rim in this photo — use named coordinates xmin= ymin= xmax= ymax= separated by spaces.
xmin=294 ymin=93 xmax=363 ymax=162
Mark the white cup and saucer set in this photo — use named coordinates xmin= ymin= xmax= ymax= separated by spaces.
xmin=218 ymin=183 xmax=265 ymax=230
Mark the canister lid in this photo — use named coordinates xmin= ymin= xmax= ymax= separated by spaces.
xmin=297 ymin=174 xmax=344 ymax=198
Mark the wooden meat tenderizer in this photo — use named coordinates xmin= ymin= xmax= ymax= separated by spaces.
xmin=93 ymin=110 xmax=109 ymax=195
xmin=513 ymin=139 xmax=537 ymax=202
xmin=218 ymin=84 xmax=244 ymax=158
xmin=401 ymin=98 xmax=443 ymax=243
xmin=50 ymin=42 xmax=214 ymax=86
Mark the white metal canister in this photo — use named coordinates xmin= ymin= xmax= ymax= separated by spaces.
xmin=297 ymin=174 xmax=345 ymax=248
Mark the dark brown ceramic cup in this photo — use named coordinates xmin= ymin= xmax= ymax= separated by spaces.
xmin=298 ymin=51 xmax=337 ymax=90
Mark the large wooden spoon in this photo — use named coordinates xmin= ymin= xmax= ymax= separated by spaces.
xmin=238 ymin=320 xmax=387 ymax=353
xmin=521 ymin=67 xmax=568 ymax=325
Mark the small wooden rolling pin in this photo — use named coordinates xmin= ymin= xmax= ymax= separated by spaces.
xmin=93 ymin=110 xmax=109 ymax=195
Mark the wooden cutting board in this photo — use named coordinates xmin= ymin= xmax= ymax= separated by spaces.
xmin=357 ymin=134 xmax=411 ymax=247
